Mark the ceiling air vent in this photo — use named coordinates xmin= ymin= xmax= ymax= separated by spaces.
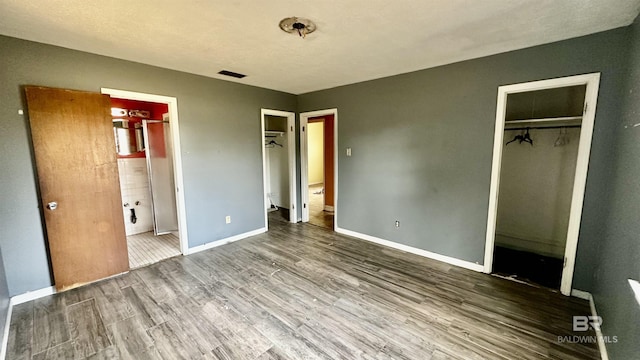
xmin=218 ymin=70 xmax=246 ymax=79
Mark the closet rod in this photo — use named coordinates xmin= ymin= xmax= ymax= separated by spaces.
xmin=505 ymin=125 xmax=581 ymax=131
xmin=505 ymin=116 xmax=582 ymax=124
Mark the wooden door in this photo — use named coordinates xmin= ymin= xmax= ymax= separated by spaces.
xmin=25 ymin=86 xmax=129 ymax=291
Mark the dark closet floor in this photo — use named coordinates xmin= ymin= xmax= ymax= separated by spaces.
xmin=492 ymin=246 xmax=564 ymax=289
xmin=268 ymin=207 xmax=289 ymax=222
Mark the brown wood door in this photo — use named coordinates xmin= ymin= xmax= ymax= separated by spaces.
xmin=25 ymin=86 xmax=129 ymax=291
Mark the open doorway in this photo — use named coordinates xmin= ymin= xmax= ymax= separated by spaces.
xmin=102 ymin=88 xmax=188 ymax=269
xmin=261 ymin=109 xmax=296 ymax=228
xmin=484 ymin=74 xmax=600 ymax=295
xmin=300 ymin=109 xmax=337 ymax=230
xmin=307 ymin=118 xmax=333 ymax=229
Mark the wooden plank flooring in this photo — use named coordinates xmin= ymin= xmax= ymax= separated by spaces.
xmin=7 ymin=213 xmax=599 ymax=359
xmin=308 ymin=184 xmax=333 ymax=229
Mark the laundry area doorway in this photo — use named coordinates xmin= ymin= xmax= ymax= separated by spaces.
xmin=102 ymin=88 xmax=188 ymax=269
xmin=484 ymin=74 xmax=600 ymax=295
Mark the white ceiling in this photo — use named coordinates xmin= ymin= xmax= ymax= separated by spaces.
xmin=1 ymin=1 xmax=638 ymax=94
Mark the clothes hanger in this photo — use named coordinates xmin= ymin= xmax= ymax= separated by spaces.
xmin=521 ymin=128 xmax=533 ymax=146
xmin=506 ymin=132 xmax=524 ymax=146
xmin=505 ymin=128 xmax=533 ymax=146
xmin=265 ymin=140 xmax=283 ymax=147
xmin=554 ymin=127 xmax=569 ymax=147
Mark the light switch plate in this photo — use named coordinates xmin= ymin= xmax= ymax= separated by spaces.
xmin=346 ymin=148 xmax=352 ymax=157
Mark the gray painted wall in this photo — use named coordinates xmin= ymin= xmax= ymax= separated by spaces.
xmin=298 ymin=27 xmax=630 ymax=291
xmin=593 ymin=15 xmax=640 ymax=359
xmin=0 ymin=35 xmax=296 ymax=296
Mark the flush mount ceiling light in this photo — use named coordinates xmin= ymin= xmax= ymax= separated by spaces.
xmin=279 ymin=17 xmax=316 ymax=38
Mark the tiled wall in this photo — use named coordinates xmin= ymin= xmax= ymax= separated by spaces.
xmin=117 ymin=158 xmax=154 ymax=235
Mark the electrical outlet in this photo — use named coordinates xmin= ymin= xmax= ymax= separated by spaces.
xmin=346 ymin=147 xmax=352 ymax=157
xmin=225 ymin=215 xmax=231 ymax=224
xmin=395 ymin=220 xmax=400 ymax=228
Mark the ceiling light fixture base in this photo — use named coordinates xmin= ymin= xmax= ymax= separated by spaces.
xmin=279 ymin=17 xmax=316 ymax=38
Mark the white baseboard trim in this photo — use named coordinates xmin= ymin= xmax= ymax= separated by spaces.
xmin=335 ymin=227 xmax=484 ymax=272
xmin=0 ymin=300 xmax=12 ymax=360
xmin=2 ymin=286 xmax=57 ymax=359
xmin=185 ymin=228 xmax=266 ymax=255
xmin=571 ymin=289 xmax=609 ymax=360
xmin=570 ymin=289 xmax=591 ymax=301
xmin=10 ymin=286 xmax=56 ymax=306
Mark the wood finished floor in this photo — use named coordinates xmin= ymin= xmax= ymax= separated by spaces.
xmin=7 ymin=213 xmax=598 ymax=360
xmin=308 ymin=184 xmax=333 ymax=229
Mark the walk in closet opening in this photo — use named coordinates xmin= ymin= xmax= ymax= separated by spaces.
xmin=484 ymin=74 xmax=600 ymax=295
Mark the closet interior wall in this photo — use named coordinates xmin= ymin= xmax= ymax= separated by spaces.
xmin=495 ymin=86 xmax=586 ymax=259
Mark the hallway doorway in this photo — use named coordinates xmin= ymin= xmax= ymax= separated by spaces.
xmin=300 ymin=109 xmax=337 ymax=230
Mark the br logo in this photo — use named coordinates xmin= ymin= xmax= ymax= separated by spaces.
xmin=573 ymin=316 xmax=602 ymax=331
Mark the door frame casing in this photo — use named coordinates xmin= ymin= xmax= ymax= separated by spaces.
xmin=101 ymin=88 xmax=188 ymax=255
xmin=261 ymin=109 xmax=297 ymax=227
xmin=300 ymin=109 xmax=338 ymax=230
xmin=483 ymin=73 xmax=601 ymax=296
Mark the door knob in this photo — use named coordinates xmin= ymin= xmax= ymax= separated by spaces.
xmin=47 ymin=202 xmax=58 ymax=210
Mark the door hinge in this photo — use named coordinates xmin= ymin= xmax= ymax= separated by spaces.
xmin=584 ymin=102 xmax=588 ymax=114
xmin=291 ymin=126 xmax=293 ymax=132
xmin=304 ymin=203 xmax=307 ymax=209
xmin=302 ymin=126 xmax=305 ymax=131
xmin=292 ymin=204 xmax=294 ymax=209
xmin=563 ymin=257 xmax=567 ymax=268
